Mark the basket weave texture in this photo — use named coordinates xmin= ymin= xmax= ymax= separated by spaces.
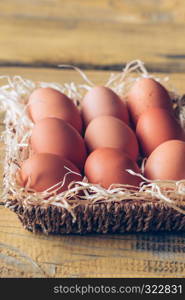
xmin=5 ymin=200 xmax=185 ymax=234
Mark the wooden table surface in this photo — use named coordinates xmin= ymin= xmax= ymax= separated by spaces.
xmin=0 ymin=1 xmax=185 ymax=278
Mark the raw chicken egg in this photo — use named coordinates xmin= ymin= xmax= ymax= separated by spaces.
xmin=85 ymin=115 xmax=139 ymax=161
xmin=126 ymin=77 xmax=173 ymax=125
xmin=136 ymin=108 xmax=184 ymax=156
xmin=82 ymin=86 xmax=129 ymax=126
xmin=30 ymin=117 xmax=87 ymax=170
xmin=144 ymin=140 xmax=185 ymax=180
xmin=28 ymin=87 xmax=82 ymax=133
xmin=17 ymin=153 xmax=82 ymax=193
xmin=84 ymin=147 xmax=141 ymax=188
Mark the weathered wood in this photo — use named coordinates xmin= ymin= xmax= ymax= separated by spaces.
xmin=1 ymin=205 xmax=185 ymax=278
xmin=1 ymin=0 xmax=185 ymax=24
xmin=0 ymin=68 xmax=110 ymax=86
xmin=0 ymin=68 xmax=185 ymax=278
xmin=0 ymin=67 xmax=185 ymax=94
xmin=0 ymin=1 xmax=185 ymax=71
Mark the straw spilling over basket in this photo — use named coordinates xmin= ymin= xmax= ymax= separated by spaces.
xmin=0 ymin=60 xmax=185 ymax=234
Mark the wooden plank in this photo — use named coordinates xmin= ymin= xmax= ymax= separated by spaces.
xmin=0 ymin=68 xmax=185 ymax=278
xmin=0 ymin=68 xmax=110 ymax=86
xmin=0 ymin=67 xmax=185 ymax=93
xmin=0 ymin=1 xmax=185 ymax=71
xmin=1 ymin=206 xmax=185 ymax=278
xmin=1 ymin=0 xmax=185 ymax=24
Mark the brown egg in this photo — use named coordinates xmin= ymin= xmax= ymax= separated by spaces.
xmin=85 ymin=116 xmax=139 ymax=161
xmin=17 ymin=153 xmax=82 ymax=193
xmin=84 ymin=148 xmax=141 ymax=188
xmin=144 ymin=140 xmax=185 ymax=180
xmin=136 ymin=108 xmax=184 ymax=157
xmin=82 ymin=86 xmax=129 ymax=126
xmin=30 ymin=117 xmax=87 ymax=170
xmin=28 ymin=87 xmax=82 ymax=133
xmin=126 ymin=77 xmax=173 ymax=125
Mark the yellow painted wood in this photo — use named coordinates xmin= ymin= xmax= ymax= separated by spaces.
xmin=0 ymin=67 xmax=185 ymax=91
xmin=0 ymin=68 xmax=185 ymax=278
xmin=1 ymin=0 xmax=185 ymax=24
xmin=1 ymin=205 xmax=185 ymax=278
xmin=0 ymin=1 xmax=185 ymax=71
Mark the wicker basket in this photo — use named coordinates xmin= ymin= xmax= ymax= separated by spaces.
xmin=1 ymin=60 xmax=185 ymax=234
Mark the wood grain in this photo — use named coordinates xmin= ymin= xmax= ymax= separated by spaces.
xmin=0 ymin=1 xmax=185 ymax=71
xmin=0 ymin=68 xmax=185 ymax=278
xmin=1 ymin=0 xmax=185 ymax=24
xmin=1 ymin=206 xmax=185 ymax=278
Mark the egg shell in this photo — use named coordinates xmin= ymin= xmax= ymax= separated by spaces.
xmin=144 ymin=140 xmax=185 ymax=180
xmin=28 ymin=87 xmax=82 ymax=133
xmin=30 ymin=117 xmax=87 ymax=170
xmin=136 ymin=108 xmax=184 ymax=157
xmin=82 ymin=86 xmax=129 ymax=126
xmin=84 ymin=147 xmax=141 ymax=188
xmin=85 ymin=115 xmax=139 ymax=161
xmin=126 ymin=78 xmax=173 ymax=125
xmin=17 ymin=153 xmax=82 ymax=193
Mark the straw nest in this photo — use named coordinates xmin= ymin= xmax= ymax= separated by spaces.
xmin=0 ymin=60 xmax=185 ymax=234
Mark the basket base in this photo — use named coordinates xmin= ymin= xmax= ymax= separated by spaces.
xmin=5 ymin=200 xmax=185 ymax=234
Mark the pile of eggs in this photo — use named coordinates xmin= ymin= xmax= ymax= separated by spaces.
xmin=17 ymin=77 xmax=185 ymax=194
